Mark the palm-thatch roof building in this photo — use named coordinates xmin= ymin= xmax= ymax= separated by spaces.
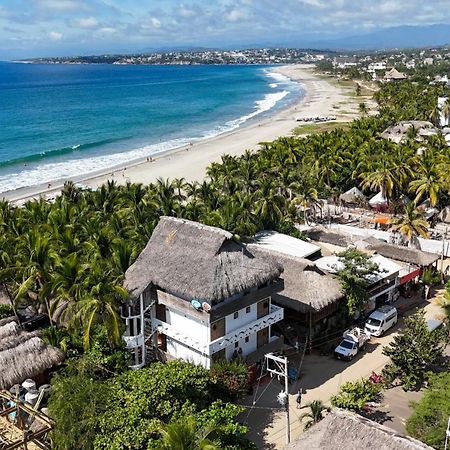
xmin=123 ymin=217 xmax=285 ymax=369
xmin=383 ymin=67 xmax=407 ymax=82
xmin=0 ymin=317 xmax=64 ymax=390
xmin=339 ymin=187 xmax=366 ymax=205
xmin=286 ymin=409 xmax=432 ymax=450
xmin=380 ymin=120 xmax=437 ymax=144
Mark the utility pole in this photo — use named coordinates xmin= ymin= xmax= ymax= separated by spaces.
xmin=444 ymin=417 xmax=450 ymax=450
xmin=266 ymin=353 xmax=290 ymax=445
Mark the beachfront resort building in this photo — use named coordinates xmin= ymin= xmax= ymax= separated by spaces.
xmin=122 ymin=217 xmax=285 ymax=369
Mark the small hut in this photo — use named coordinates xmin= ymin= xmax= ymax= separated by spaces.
xmin=339 ymin=187 xmax=365 ymax=205
xmin=383 ymin=67 xmax=407 ymax=82
xmin=0 ymin=317 xmax=64 ymax=390
xmin=369 ymin=191 xmax=388 ymax=210
xmin=286 ymin=408 xmax=433 ymax=450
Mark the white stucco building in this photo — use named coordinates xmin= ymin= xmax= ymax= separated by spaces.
xmin=122 ymin=217 xmax=284 ymax=369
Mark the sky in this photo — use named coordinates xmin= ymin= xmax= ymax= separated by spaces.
xmin=1 ymin=0 xmax=450 ymax=59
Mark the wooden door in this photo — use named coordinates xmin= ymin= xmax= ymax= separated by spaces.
xmin=257 ymin=299 xmax=269 ymax=319
xmin=257 ymin=327 xmax=269 ymax=348
xmin=211 ymin=318 xmax=225 ymax=340
xmin=156 ymin=303 xmax=166 ymax=321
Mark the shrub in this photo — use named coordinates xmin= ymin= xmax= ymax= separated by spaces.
xmin=406 ymin=373 xmax=450 ymax=449
xmin=331 ymin=378 xmax=382 ymax=411
xmin=0 ymin=304 xmax=13 ymax=320
xmin=210 ymin=359 xmax=250 ymax=401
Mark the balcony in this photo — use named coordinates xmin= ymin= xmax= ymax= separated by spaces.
xmin=209 ymin=304 xmax=284 ymax=354
xmin=153 ymin=319 xmax=210 ymax=355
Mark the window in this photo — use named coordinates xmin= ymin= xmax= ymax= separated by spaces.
xmin=246 ymin=306 xmax=251 ymax=314
xmin=245 ymin=336 xmax=249 ymax=343
xmin=235 ymin=342 xmax=239 ymax=348
xmin=233 ymin=311 xmax=239 ymax=319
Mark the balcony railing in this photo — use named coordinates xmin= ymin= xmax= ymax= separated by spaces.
xmin=209 ymin=304 xmax=284 ymax=354
xmin=152 ymin=319 xmax=210 ymax=355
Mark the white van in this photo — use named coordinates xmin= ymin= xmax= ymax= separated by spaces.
xmin=364 ymin=305 xmax=398 ymax=337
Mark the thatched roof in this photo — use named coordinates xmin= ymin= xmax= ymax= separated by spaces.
xmin=339 ymin=187 xmax=365 ymax=204
xmin=367 ymin=241 xmax=439 ymax=267
xmin=124 ymin=217 xmax=283 ymax=304
xmin=286 ymin=409 xmax=432 ymax=450
xmin=306 ymin=228 xmax=350 ymax=248
xmin=0 ymin=318 xmax=64 ymax=390
xmin=384 ymin=68 xmax=407 ymax=80
xmin=248 ymin=247 xmax=343 ymax=313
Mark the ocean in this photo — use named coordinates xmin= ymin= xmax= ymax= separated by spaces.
xmin=0 ymin=62 xmax=303 ymax=193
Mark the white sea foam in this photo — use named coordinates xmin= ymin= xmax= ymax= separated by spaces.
xmin=265 ymin=71 xmax=292 ymax=84
xmin=0 ymin=75 xmax=296 ymax=193
xmin=269 ymin=83 xmax=278 ymax=88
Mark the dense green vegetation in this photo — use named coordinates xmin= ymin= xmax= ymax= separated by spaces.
xmin=406 ymin=373 xmax=450 ymax=450
xmin=382 ymin=311 xmax=448 ymax=390
xmin=49 ymin=358 xmax=252 ymax=450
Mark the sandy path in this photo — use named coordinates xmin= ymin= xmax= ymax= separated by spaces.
xmin=2 ymin=64 xmax=359 ymax=203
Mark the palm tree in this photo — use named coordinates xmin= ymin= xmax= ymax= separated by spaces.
xmin=389 ymin=203 xmax=429 ymax=247
xmin=359 ymin=158 xmax=399 ymax=201
xmin=429 ymin=104 xmax=441 ymax=127
xmin=158 ymin=416 xmax=219 ymax=450
xmin=409 ymin=152 xmax=442 ymax=206
xmin=68 ymin=266 xmax=128 ymax=350
xmin=299 ymin=400 xmax=330 ymax=430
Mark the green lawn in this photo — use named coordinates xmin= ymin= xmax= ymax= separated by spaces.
xmin=292 ymin=121 xmax=351 ymax=135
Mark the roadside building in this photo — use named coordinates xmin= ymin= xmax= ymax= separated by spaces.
xmin=123 ymin=217 xmax=285 ymax=369
xmin=315 ymin=253 xmax=402 ymax=309
xmin=286 ymin=408 xmax=433 ymax=450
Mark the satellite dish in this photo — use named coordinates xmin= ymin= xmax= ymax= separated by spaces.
xmin=202 ymin=302 xmax=211 ymax=313
xmin=191 ymin=299 xmax=202 ymax=310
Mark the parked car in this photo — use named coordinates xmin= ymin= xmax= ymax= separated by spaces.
xmin=364 ymin=305 xmax=397 ymax=337
xmin=334 ymin=327 xmax=370 ymax=361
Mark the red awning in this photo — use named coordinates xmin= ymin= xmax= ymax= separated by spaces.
xmin=400 ymin=268 xmax=422 ymax=285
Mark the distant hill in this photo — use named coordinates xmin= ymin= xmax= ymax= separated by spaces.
xmin=307 ymin=24 xmax=450 ymax=50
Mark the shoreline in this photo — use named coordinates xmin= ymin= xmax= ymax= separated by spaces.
xmin=2 ymin=64 xmax=360 ymax=203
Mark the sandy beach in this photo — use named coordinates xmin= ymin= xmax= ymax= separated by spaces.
xmin=2 ymin=64 xmax=360 ymax=203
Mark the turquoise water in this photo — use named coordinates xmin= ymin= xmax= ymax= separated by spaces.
xmin=0 ymin=63 xmax=302 ymax=192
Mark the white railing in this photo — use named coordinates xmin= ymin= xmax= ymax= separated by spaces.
xmin=122 ymin=333 xmax=144 ymax=349
xmin=153 ymin=319 xmax=210 ymax=355
xmin=209 ymin=305 xmax=284 ymax=354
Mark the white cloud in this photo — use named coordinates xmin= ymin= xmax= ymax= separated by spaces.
xmin=179 ymin=4 xmax=196 ymax=19
xmin=48 ymin=31 xmax=63 ymax=40
xmin=150 ymin=17 xmax=161 ymax=28
xmin=74 ymin=16 xmax=98 ymax=29
xmin=226 ymin=9 xmax=248 ymax=22
xmin=97 ymin=27 xmax=116 ymax=34
xmin=37 ymin=0 xmax=83 ymax=11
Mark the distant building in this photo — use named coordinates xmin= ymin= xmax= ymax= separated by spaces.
xmin=380 ymin=120 xmax=438 ymax=144
xmin=333 ymin=56 xmax=358 ymax=69
xmin=383 ymin=67 xmax=407 ymax=82
xmin=123 ymin=217 xmax=285 ymax=369
xmin=367 ymin=62 xmax=386 ymax=73
xmin=423 ymin=57 xmax=434 ymax=66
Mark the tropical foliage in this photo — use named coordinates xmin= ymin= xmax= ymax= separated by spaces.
xmin=406 ymin=373 xmax=450 ymax=450
xmin=382 ymin=311 xmax=449 ymax=390
xmin=335 ymin=248 xmax=380 ymax=317
xmin=49 ymin=360 xmax=250 ymax=450
xmin=299 ymin=400 xmax=330 ymax=429
xmin=330 ymin=378 xmax=382 ymax=411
